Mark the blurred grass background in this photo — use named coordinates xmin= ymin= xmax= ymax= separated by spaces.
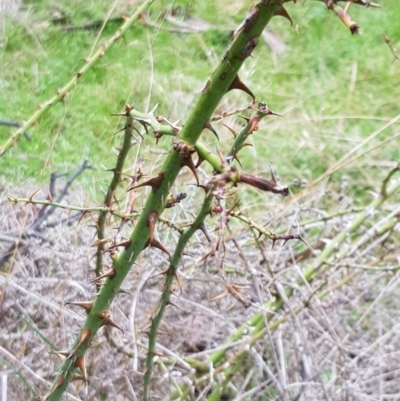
xmin=0 ymin=0 xmax=399 ymax=204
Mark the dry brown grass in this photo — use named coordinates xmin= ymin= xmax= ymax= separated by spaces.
xmin=1 ymin=169 xmax=399 ymax=400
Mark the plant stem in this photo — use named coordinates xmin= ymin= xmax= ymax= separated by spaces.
xmin=7 ymin=197 xmax=138 ymax=219
xmin=95 ymin=115 xmax=135 ymax=280
xmin=0 ymin=0 xmax=154 ymax=156
xmin=142 ymin=103 xmax=280 ymax=399
xmin=45 ymin=3 xmax=282 ymax=400
xmin=143 ymin=191 xmax=214 ymax=401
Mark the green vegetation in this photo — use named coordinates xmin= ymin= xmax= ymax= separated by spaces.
xmin=1 ymin=0 xmax=399 ymax=198
xmin=1 ymin=1 xmax=399 ymax=400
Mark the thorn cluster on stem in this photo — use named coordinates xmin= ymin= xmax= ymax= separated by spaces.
xmin=209 ymin=166 xmax=289 ymax=196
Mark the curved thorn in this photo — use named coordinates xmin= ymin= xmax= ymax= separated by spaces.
xmin=65 ymin=301 xmax=94 ymax=314
xmin=204 ymin=121 xmax=219 ymax=140
xmin=228 ymin=75 xmax=255 ymax=101
xmin=70 ymin=328 xmax=92 ymax=356
xmin=223 ymin=124 xmax=238 ymax=138
xmin=74 ymin=355 xmax=87 ymax=382
xmin=128 ymin=172 xmax=164 ymax=193
xmin=107 ymin=239 xmax=132 ymax=251
xmin=195 ymin=155 xmax=205 ymax=168
xmin=274 ymin=6 xmax=293 ymax=26
xmin=90 ymin=266 xmax=116 ymax=284
xmin=146 ymin=238 xmax=170 ymax=257
xmin=182 ymin=155 xmax=200 ymax=185
xmin=196 ymin=222 xmax=212 ymax=243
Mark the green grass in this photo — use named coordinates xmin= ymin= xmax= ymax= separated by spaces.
xmin=0 ymin=0 xmax=399 ymax=203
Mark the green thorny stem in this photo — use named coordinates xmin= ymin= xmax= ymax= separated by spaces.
xmin=129 ymin=103 xmax=289 ymax=195
xmin=143 ymin=192 xmax=215 ymax=400
xmin=142 ymin=103 xmax=280 ymax=400
xmin=0 ymin=0 xmax=155 ymax=156
xmin=95 ymin=114 xmax=136 ymax=285
xmin=45 ymin=2 xmax=285 ymax=399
